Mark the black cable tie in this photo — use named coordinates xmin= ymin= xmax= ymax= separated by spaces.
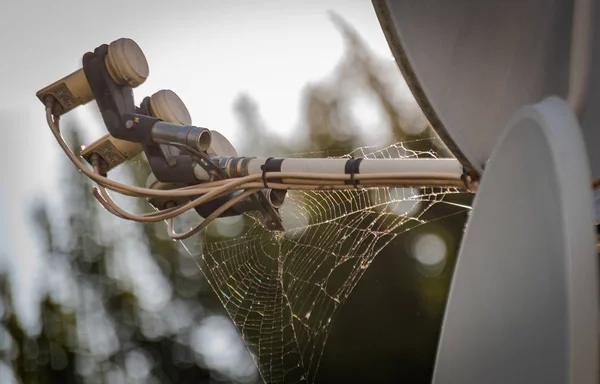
xmin=260 ymin=157 xmax=284 ymax=189
xmin=344 ymin=158 xmax=363 ymax=189
xmin=261 ymin=157 xmax=274 ymax=189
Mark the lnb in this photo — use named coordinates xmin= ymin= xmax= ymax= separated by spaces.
xmin=37 ymin=37 xmax=286 ymax=233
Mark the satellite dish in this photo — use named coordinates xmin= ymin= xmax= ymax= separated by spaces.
xmin=373 ymin=0 xmax=600 ymax=180
xmin=372 ymin=2 xmax=599 ymax=382
xmin=432 ymin=97 xmax=598 ymax=383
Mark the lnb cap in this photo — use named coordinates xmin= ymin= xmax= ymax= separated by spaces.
xmin=105 ymin=38 xmax=149 ymax=87
xmin=150 ymin=89 xmax=192 ymax=125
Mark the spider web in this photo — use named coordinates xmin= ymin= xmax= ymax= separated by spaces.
xmin=181 ymin=138 xmax=471 ymax=384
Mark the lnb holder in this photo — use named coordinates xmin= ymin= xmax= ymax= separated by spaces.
xmin=40 ymin=37 xmax=285 ymax=231
xmin=81 ymin=43 xmax=199 ymax=184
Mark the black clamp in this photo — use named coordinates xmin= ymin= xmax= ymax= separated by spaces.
xmin=344 ymin=157 xmax=363 ymax=189
xmin=261 ymin=158 xmax=284 ymax=189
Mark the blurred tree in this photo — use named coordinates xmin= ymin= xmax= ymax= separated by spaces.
xmin=233 ymin=94 xmax=283 ymax=157
xmin=0 ymin=128 xmax=241 ymax=383
xmin=297 ymin=12 xmax=440 ymax=155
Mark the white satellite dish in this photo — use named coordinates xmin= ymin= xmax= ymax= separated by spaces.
xmin=372 ymin=1 xmax=599 ymax=382
xmin=432 ymin=97 xmax=598 ymax=383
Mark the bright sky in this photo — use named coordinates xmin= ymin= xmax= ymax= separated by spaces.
xmin=0 ymin=1 xmax=396 ymax=327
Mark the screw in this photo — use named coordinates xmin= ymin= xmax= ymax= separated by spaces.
xmin=125 ymin=120 xmax=134 ymax=129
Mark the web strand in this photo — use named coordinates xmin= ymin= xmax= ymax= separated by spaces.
xmin=182 ymin=139 xmax=472 ymax=383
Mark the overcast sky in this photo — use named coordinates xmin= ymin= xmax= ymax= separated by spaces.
xmin=0 ymin=0 xmax=397 ymax=326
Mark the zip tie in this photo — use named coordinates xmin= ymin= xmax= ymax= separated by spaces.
xmin=344 ymin=157 xmax=363 ymax=189
xmin=261 ymin=157 xmax=274 ymax=189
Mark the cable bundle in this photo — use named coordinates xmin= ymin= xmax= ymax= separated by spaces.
xmin=46 ymin=107 xmax=473 ymax=239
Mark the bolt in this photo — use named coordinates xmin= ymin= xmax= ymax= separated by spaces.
xmin=125 ymin=120 xmax=134 ymax=129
